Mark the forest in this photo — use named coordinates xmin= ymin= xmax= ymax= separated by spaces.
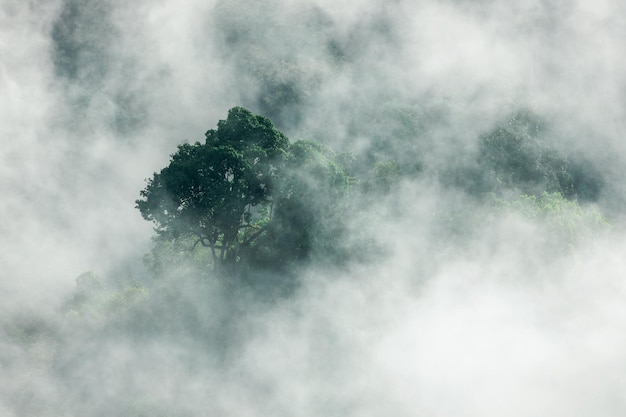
xmin=2 ymin=1 xmax=626 ymax=416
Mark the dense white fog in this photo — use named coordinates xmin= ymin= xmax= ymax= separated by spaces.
xmin=2 ymin=0 xmax=626 ymax=415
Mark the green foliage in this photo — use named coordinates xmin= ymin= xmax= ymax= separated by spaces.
xmin=137 ymin=107 xmax=289 ymax=271
xmin=478 ymin=111 xmax=575 ymax=198
xmin=65 ymin=272 xmax=147 ymax=321
xmin=138 ymin=107 xmax=354 ymax=275
xmin=438 ymin=190 xmax=610 ymax=257
xmin=137 ymin=105 xmax=608 ymax=279
xmin=363 ymin=160 xmax=403 ymax=193
xmin=441 ymin=109 xmax=606 ymax=204
xmin=143 ymin=236 xmax=215 ymax=279
xmin=358 ymin=101 xmax=434 ymax=176
xmin=244 ymin=140 xmax=355 ymax=270
xmin=488 ymin=192 xmax=610 ymax=246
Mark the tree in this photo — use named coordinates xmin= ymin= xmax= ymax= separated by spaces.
xmin=137 ymin=107 xmax=355 ymax=275
xmin=243 ymin=140 xmax=355 ymax=270
xmin=136 ymin=107 xmax=289 ymax=271
xmin=478 ymin=110 xmax=575 ymax=198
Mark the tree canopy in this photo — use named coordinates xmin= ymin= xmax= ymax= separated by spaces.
xmin=445 ymin=110 xmax=603 ymax=202
xmin=136 ymin=107 xmax=290 ymax=271
xmin=136 ymin=107 xmax=353 ymax=274
xmin=478 ymin=110 xmax=575 ymax=198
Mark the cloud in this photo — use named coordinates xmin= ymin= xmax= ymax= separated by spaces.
xmin=2 ymin=0 xmax=626 ymax=415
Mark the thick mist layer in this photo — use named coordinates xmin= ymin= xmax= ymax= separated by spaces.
xmin=2 ymin=0 xmax=626 ymax=415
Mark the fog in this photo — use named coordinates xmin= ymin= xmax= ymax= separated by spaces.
xmin=2 ymin=0 xmax=626 ymax=415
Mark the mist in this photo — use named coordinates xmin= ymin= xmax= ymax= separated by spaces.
xmin=2 ymin=0 xmax=626 ymax=415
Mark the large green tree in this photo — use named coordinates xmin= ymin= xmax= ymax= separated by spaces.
xmin=137 ymin=107 xmax=354 ymax=274
xmin=136 ymin=107 xmax=289 ymax=271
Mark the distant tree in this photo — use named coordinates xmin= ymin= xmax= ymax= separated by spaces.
xmin=478 ymin=110 xmax=575 ymax=198
xmin=136 ymin=107 xmax=289 ymax=271
xmin=363 ymin=160 xmax=403 ymax=193
xmin=488 ymin=191 xmax=610 ymax=246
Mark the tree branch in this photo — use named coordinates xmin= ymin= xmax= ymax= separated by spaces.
xmin=240 ymin=225 xmax=268 ymax=248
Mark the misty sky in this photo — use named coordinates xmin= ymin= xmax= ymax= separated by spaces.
xmin=2 ymin=0 xmax=626 ymax=415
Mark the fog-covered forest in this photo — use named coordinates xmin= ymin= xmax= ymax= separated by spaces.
xmin=2 ymin=0 xmax=626 ymax=415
